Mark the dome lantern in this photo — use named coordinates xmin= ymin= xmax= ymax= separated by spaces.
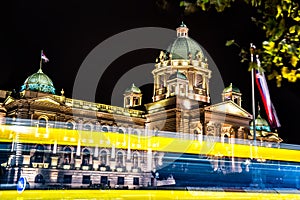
xmin=124 ymin=83 xmax=141 ymax=94
xmin=176 ymin=21 xmax=189 ymax=38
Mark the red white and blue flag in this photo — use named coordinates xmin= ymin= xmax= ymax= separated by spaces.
xmin=255 ymin=69 xmax=281 ymax=129
xmin=41 ymin=50 xmax=49 ymax=62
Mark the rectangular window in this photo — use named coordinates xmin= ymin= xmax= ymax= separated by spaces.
xmin=133 ymin=177 xmax=139 ymax=185
xmin=63 ymin=175 xmax=72 ymax=184
xmin=82 ymin=175 xmax=91 ymax=184
xmin=117 ymin=177 xmax=124 ymax=185
xmin=100 ymin=176 xmax=108 ymax=184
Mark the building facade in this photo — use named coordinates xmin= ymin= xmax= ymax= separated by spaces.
xmin=0 ymin=23 xmax=282 ymax=189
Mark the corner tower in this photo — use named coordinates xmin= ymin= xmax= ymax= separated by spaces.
xmin=152 ymin=22 xmax=211 ymax=103
xmin=123 ymin=83 xmax=142 ymax=108
xmin=222 ymin=83 xmax=242 ymax=106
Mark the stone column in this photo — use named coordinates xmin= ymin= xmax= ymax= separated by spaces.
xmin=127 ymin=127 xmax=132 ymax=160
xmin=147 ymin=149 xmax=152 ymax=171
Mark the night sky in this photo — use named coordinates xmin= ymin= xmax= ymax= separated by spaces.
xmin=1 ymin=1 xmax=300 ymax=145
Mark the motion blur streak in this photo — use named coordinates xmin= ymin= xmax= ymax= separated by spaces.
xmin=1 ymin=124 xmax=300 ymax=163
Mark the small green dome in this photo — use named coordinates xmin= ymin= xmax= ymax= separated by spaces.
xmin=168 ymin=71 xmax=187 ymax=80
xmin=20 ymin=68 xmax=55 ymax=94
xmin=250 ymin=114 xmax=271 ymax=132
xmin=124 ymin=83 xmax=141 ymax=94
xmin=223 ymin=83 xmax=240 ymax=93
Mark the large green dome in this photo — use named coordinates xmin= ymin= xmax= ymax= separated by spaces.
xmin=166 ymin=37 xmax=204 ymax=60
xmin=166 ymin=22 xmax=204 ymax=60
xmin=20 ymin=68 xmax=55 ymax=94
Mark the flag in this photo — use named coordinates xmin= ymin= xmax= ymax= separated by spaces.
xmin=41 ymin=51 xmax=49 ymax=62
xmin=255 ymin=69 xmax=281 ymax=128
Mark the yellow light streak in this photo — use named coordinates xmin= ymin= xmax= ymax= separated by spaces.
xmin=1 ymin=125 xmax=300 ymax=163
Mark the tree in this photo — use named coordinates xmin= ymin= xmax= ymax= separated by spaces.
xmin=156 ymin=0 xmax=300 ymax=87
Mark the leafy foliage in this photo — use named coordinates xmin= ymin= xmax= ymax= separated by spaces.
xmin=157 ymin=0 xmax=300 ymax=87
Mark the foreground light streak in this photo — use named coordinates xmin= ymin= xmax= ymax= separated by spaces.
xmin=0 ymin=189 xmax=300 ymax=200
xmin=1 ymin=125 xmax=300 ymax=163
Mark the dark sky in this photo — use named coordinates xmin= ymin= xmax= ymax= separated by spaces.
xmin=1 ymin=0 xmax=300 ymax=145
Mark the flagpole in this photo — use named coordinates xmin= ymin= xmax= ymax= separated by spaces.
xmin=250 ymin=43 xmax=257 ymax=146
xmin=40 ymin=50 xmax=43 ymax=70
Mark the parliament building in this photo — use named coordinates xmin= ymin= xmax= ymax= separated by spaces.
xmin=0 ymin=23 xmax=282 ymax=189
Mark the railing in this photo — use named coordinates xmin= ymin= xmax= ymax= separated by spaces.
xmin=64 ymin=98 xmax=145 ymax=118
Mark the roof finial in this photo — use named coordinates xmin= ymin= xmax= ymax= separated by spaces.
xmin=181 ymin=21 xmax=186 ymax=27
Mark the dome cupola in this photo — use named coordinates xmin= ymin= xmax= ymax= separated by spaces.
xmin=223 ymin=83 xmax=240 ymax=93
xmin=124 ymin=83 xmax=141 ymax=94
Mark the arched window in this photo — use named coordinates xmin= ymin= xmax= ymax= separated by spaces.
xmin=132 ymin=153 xmax=138 ymax=168
xmin=83 ymin=124 xmax=92 ymax=131
xmin=66 ymin=122 xmax=74 ymax=130
xmin=193 ymin=128 xmax=203 ymax=141
xmin=100 ymin=150 xmax=107 ymax=166
xmin=102 ymin=126 xmax=108 ymax=132
xmin=133 ymin=97 xmax=139 ymax=106
xmin=224 ymin=134 xmax=229 ymax=143
xmin=64 ymin=147 xmax=72 ymax=165
xmin=38 ymin=118 xmax=47 ymax=128
xmin=82 ymin=149 xmax=90 ymax=165
xmin=193 ymin=129 xmax=199 ymax=140
xmin=35 ymin=174 xmax=44 ymax=183
xmin=116 ymin=151 xmax=123 ymax=167
xmin=118 ymin=129 xmax=124 ymax=134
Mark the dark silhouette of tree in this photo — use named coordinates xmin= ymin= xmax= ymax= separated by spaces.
xmin=156 ymin=0 xmax=300 ymax=87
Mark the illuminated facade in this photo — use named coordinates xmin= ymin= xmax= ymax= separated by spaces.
xmin=0 ymin=23 xmax=282 ymax=189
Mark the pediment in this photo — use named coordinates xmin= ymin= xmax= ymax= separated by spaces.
xmin=205 ymin=100 xmax=252 ymax=119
